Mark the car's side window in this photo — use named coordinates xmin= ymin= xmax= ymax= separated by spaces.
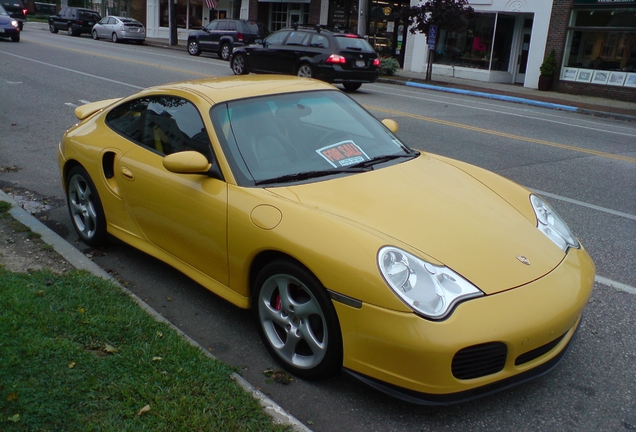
xmin=310 ymin=34 xmax=329 ymax=49
xmin=206 ymin=21 xmax=218 ymax=31
xmin=285 ymin=31 xmax=309 ymax=46
xmin=228 ymin=21 xmax=236 ymax=31
xmin=106 ymin=97 xmax=213 ymax=160
xmin=217 ymin=21 xmax=228 ymax=31
xmin=264 ymin=31 xmax=288 ymax=46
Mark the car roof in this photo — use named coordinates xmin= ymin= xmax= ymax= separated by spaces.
xmin=141 ymin=75 xmax=336 ymax=105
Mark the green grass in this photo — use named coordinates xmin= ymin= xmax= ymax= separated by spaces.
xmin=0 ymin=269 xmax=290 ymax=431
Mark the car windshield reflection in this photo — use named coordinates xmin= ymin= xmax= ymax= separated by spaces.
xmin=210 ymin=90 xmax=414 ymax=186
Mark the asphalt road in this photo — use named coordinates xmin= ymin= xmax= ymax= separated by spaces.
xmin=1 ymin=24 xmax=635 ymax=431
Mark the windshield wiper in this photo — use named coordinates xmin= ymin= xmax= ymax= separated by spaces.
xmin=255 ymin=167 xmax=369 ymax=186
xmin=346 ymin=152 xmax=418 ymax=169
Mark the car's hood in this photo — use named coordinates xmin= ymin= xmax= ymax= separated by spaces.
xmin=0 ymin=15 xmax=14 ymax=25
xmin=270 ymin=154 xmax=564 ymax=294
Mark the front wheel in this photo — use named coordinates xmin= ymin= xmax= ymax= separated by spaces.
xmin=187 ymin=40 xmax=201 ymax=56
xmin=297 ymin=63 xmax=313 ymax=78
xmin=252 ymin=260 xmax=342 ymax=379
xmin=66 ymin=166 xmax=108 ymax=246
xmin=49 ymin=23 xmax=58 ymax=33
xmin=219 ymin=43 xmax=231 ymax=61
xmin=230 ymin=53 xmax=248 ymax=75
xmin=67 ymin=25 xmax=74 ymax=36
xmin=92 ymin=29 xmax=99 ymax=40
xmin=343 ymin=82 xmax=362 ymax=92
xmin=11 ymin=34 xmax=19 ymax=42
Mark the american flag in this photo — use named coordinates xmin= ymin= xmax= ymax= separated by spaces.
xmin=205 ymin=0 xmax=217 ymax=9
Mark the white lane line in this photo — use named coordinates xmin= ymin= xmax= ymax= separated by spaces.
xmin=0 ymin=51 xmax=144 ymax=90
xmin=530 ymin=189 xmax=636 ymax=221
xmin=596 ymin=276 xmax=636 ymax=295
xmin=65 ymin=103 xmax=78 ymax=108
xmin=366 ymin=85 xmax=636 ymax=137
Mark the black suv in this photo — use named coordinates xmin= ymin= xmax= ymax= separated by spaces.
xmin=187 ymin=19 xmax=265 ymax=61
xmin=229 ymin=26 xmax=380 ymax=91
xmin=49 ymin=7 xmax=101 ymax=36
xmin=1 ymin=0 xmax=25 ymax=31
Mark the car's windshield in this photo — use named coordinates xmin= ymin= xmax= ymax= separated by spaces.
xmin=0 ymin=5 xmax=8 ymax=15
xmin=210 ymin=90 xmax=412 ymax=186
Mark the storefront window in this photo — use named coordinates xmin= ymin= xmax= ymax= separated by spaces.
xmin=435 ymin=14 xmax=495 ymax=70
xmin=564 ymin=8 xmax=636 ymax=73
xmin=269 ymin=3 xmax=309 ymax=31
xmin=159 ymin=0 xmax=204 ymax=29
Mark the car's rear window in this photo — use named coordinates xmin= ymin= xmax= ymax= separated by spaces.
xmin=244 ymin=22 xmax=259 ymax=34
xmin=334 ymin=36 xmax=374 ymax=53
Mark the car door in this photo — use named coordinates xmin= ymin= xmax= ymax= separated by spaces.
xmin=95 ymin=17 xmax=108 ymax=37
xmin=248 ymin=30 xmax=290 ymax=73
xmin=277 ymin=30 xmax=312 ymax=74
xmin=109 ymin=95 xmax=229 ymax=285
xmin=198 ymin=20 xmax=217 ymax=52
xmin=210 ymin=20 xmax=228 ymax=52
xmin=53 ymin=7 xmax=67 ymax=30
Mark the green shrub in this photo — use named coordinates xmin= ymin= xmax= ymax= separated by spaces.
xmin=540 ymin=49 xmax=557 ymax=77
xmin=380 ymin=57 xmax=400 ymax=76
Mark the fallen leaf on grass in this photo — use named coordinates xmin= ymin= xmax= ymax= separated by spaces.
xmin=7 ymin=414 xmax=20 ymax=422
xmin=137 ymin=405 xmax=151 ymax=416
xmin=68 ymin=362 xmax=76 ymax=369
xmin=104 ymin=344 xmax=118 ymax=354
xmin=152 ymin=357 xmax=163 ymax=361
xmin=6 ymin=393 xmax=18 ymax=402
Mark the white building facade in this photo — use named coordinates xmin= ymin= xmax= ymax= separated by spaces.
xmin=402 ymin=0 xmax=554 ymax=89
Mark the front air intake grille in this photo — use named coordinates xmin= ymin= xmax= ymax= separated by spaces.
xmin=515 ymin=333 xmax=567 ymax=366
xmin=452 ymin=342 xmax=507 ymax=380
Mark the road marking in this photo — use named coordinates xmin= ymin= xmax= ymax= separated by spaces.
xmin=0 ymin=51 xmax=145 ymax=89
xmin=2 ymin=41 xmax=212 ymax=78
xmin=366 ymin=105 xmax=636 ymax=164
xmin=531 ymin=189 xmax=636 ymax=221
xmin=368 ymin=85 xmax=636 ymax=136
xmin=596 ymin=276 xmax=636 ymax=295
xmin=65 ymin=103 xmax=78 ymax=108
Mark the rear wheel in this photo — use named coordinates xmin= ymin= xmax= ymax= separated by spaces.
xmin=231 ymin=53 xmax=248 ymax=75
xmin=343 ymin=82 xmax=362 ymax=92
xmin=66 ymin=166 xmax=108 ymax=246
xmin=67 ymin=25 xmax=74 ymax=36
xmin=219 ymin=42 xmax=231 ymax=61
xmin=49 ymin=23 xmax=58 ymax=33
xmin=187 ymin=40 xmax=201 ymax=56
xmin=253 ymin=260 xmax=342 ymax=379
xmin=92 ymin=29 xmax=99 ymax=40
xmin=297 ymin=63 xmax=313 ymax=78
xmin=111 ymin=32 xmax=119 ymax=43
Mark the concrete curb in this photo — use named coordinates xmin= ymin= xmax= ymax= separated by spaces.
xmin=0 ymin=190 xmax=311 ymax=432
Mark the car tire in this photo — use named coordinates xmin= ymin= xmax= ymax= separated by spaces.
xmin=187 ymin=40 xmax=201 ymax=56
xmin=219 ymin=42 xmax=231 ymax=61
xmin=297 ymin=63 xmax=313 ymax=78
xmin=11 ymin=34 xmax=19 ymax=42
xmin=343 ymin=82 xmax=362 ymax=92
xmin=66 ymin=166 xmax=108 ymax=246
xmin=252 ymin=259 xmax=343 ymax=380
xmin=230 ymin=53 xmax=248 ymax=75
xmin=67 ymin=25 xmax=75 ymax=36
xmin=136 ymin=40 xmax=144 ymax=45
xmin=92 ymin=29 xmax=99 ymax=40
xmin=112 ymin=33 xmax=119 ymax=43
xmin=49 ymin=23 xmax=58 ymax=33
xmin=18 ymin=22 xmax=23 ymax=31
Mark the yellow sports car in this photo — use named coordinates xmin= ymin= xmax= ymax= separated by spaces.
xmin=57 ymin=75 xmax=595 ymax=404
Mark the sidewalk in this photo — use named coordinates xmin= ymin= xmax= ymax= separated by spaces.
xmin=143 ymin=36 xmax=635 ymax=121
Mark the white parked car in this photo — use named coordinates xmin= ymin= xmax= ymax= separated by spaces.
xmin=92 ymin=16 xmax=145 ymax=44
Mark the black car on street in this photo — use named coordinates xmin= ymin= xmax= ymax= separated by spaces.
xmin=187 ymin=19 xmax=265 ymax=61
xmin=229 ymin=25 xmax=380 ymax=91
xmin=49 ymin=7 xmax=101 ymax=36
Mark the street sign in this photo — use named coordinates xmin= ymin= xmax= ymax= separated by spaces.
xmin=428 ymin=25 xmax=437 ymax=50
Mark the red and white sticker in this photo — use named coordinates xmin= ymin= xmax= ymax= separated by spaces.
xmin=317 ymin=141 xmax=370 ymax=167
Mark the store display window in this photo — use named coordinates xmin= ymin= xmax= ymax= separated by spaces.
xmin=160 ymin=0 xmax=204 ymax=29
xmin=434 ymin=13 xmax=514 ymax=72
xmin=562 ymin=7 xmax=636 ymax=86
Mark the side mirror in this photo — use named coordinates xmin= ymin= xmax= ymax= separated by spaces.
xmin=381 ymin=119 xmax=399 ymax=133
xmin=163 ymin=151 xmax=211 ymax=174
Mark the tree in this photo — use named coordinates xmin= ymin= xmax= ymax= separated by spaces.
xmin=402 ymin=0 xmax=475 ymax=81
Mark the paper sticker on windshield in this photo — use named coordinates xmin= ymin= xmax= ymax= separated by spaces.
xmin=316 ymin=141 xmax=370 ymax=167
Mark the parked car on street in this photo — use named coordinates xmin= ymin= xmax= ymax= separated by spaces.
xmin=57 ymin=75 xmax=595 ymax=405
xmin=49 ymin=6 xmax=100 ymax=36
xmin=0 ymin=0 xmax=25 ymax=31
xmin=92 ymin=16 xmax=145 ymax=44
xmin=0 ymin=3 xmax=20 ymax=41
xmin=230 ymin=25 xmax=380 ymax=91
xmin=187 ymin=19 xmax=265 ymax=61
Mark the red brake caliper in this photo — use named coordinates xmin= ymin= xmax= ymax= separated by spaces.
xmin=274 ymin=293 xmax=282 ymax=311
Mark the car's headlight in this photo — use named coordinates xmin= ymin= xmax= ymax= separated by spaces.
xmin=378 ymin=247 xmax=483 ymax=320
xmin=530 ymin=195 xmax=579 ymax=252
xmin=11 ymin=19 xmax=18 ymax=28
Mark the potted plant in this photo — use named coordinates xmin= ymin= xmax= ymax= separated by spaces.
xmin=538 ymin=49 xmax=557 ymax=91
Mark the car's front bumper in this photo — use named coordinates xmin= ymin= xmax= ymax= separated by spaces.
xmin=333 ymin=246 xmax=595 ymax=404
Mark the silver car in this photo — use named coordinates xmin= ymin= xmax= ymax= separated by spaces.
xmin=92 ymin=16 xmax=145 ymax=44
